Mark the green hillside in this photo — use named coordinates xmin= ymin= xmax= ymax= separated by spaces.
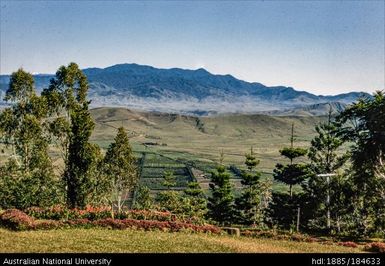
xmin=86 ymin=107 xmax=327 ymax=196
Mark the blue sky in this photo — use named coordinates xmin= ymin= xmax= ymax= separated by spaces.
xmin=0 ymin=1 xmax=384 ymax=95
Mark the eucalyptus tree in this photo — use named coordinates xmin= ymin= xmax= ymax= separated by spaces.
xmin=42 ymin=63 xmax=99 ymax=208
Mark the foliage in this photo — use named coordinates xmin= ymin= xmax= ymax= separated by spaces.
xmin=42 ymin=62 xmax=98 ymax=209
xmin=102 ymin=127 xmax=138 ymax=213
xmin=273 ymin=123 xmax=311 ymax=197
xmin=0 ymin=209 xmax=221 ymax=233
xmin=183 ymin=182 xmax=208 ymax=223
xmin=236 ymin=147 xmax=269 ymax=227
xmin=161 ymin=170 xmax=177 ymax=189
xmin=208 ymin=164 xmax=235 ymax=225
xmin=155 ymin=191 xmax=185 ymax=214
xmin=270 ymin=123 xmax=312 ymax=230
xmin=364 ymin=242 xmax=385 ymax=253
xmin=0 ymin=69 xmax=62 ymax=209
xmin=0 ymin=209 xmax=34 ymax=231
xmin=336 ymin=91 xmax=385 ymax=237
xmin=132 ymin=185 xmax=154 ymax=210
xmin=268 ymin=192 xmax=301 ymax=231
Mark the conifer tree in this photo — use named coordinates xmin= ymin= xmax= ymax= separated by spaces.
xmin=273 ymin=123 xmax=310 ymax=197
xmin=103 ymin=127 xmax=138 ymax=214
xmin=133 ymin=185 xmax=154 ymax=210
xmin=303 ymin=107 xmax=349 ymax=232
xmin=208 ymin=152 xmax=235 ymax=225
xmin=156 ymin=170 xmax=183 ymax=214
xmin=183 ymin=181 xmax=208 ymax=222
xmin=236 ymin=147 xmax=264 ymax=226
xmin=337 ymin=91 xmax=385 ymax=236
xmin=270 ymin=123 xmax=312 ymax=230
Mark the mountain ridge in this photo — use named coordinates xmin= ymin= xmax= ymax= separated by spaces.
xmin=0 ymin=63 xmax=371 ymax=115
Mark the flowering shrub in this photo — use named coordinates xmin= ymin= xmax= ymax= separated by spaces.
xmin=0 ymin=209 xmax=221 ymax=234
xmin=364 ymin=242 xmax=385 ymax=253
xmin=25 ymin=205 xmax=71 ymax=220
xmin=337 ymin=241 xmax=358 ymax=248
xmin=0 ymin=209 xmax=34 ymax=231
xmin=91 ymin=219 xmax=221 ymax=234
xmin=32 ymin=220 xmax=63 ymax=230
xmin=25 ymin=206 xmax=201 ymax=224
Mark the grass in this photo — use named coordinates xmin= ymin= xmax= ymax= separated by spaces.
xmin=89 ymin=107 xmax=326 ymax=172
xmin=0 ymin=228 xmax=363 ymax=253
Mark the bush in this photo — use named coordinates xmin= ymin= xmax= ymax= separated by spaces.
xmin=364 ymin=242 xmax=385 ymax=253
xmin=337 ymin=241 xmax=358 ymax=248
xmin=33 ymin=220 xmax=63 ymax=230
xmin=0 ymin=209 xmax=34 ymax=230
xmin=0 ymin=208 xmax=221 ymax=234
xmin=25 ymin=205 xmax=112 ymax=221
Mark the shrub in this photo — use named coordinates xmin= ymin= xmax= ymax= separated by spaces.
xmin=0 ymin=209 xmax=34 ymax=230
xmin=25 ymin=205 xmax=70 ymax=220
xmin=337 ymin=241 xmax=358 ymax=248
xmin=1 ymin=208 xmax=221 ymax=234
xmin=33 ymin=220 xmax=63 ymax=230
xmin=364 ymin=242 xmax=385 ymax=253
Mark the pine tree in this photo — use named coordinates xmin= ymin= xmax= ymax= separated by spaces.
xmin=133 ymin=185 xmax=154 ymax=210
xmin=208 ymin=154 xmax=234 ymax=225
xmin=156 ymin=169 xmax=183 ymax=214
xmin=337 ymin=91 xmax=385 ymax=236
xmin=103 ymin=127 xmax=138 ymax=214
xmin=183 ymin=181 xmax=208 ymax=222
xmin=303 ymin=107 xmax=349 ymax=233
xmin=270 ymin=123 xmax=312 ymax=230
xmin=273 ymin=123 xmax=310 ymax=197
xmin=236 ymin=147 xmax=264 ymax=226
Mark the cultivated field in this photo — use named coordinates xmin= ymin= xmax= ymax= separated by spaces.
xmin=89 ymin=107 xmax=327 ymax=195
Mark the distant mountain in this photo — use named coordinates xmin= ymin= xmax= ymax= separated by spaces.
xmin=261 ymin=102 xmax=347 ymax=116
xmin=0 ymin=63 xmax=370 ymax=115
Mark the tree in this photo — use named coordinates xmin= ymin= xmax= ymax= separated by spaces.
xmin=303 ymin=107 xmax=349 ymax=233
xmin=270 ymin=123 xmax=312 ymax=230
xmin=42 ymin=63 xmax=98 ymax=208
xmin=236 ymin=147 xmax=265 ymax=226
xmin=103 ymin=127 xmax=138 ymax=214
xmin=207 ymin=156 xmax=235 ymax=225
xmin=183 ymin=181 xmax=208 ymax=223
xmin=156 ymin=168 xmax=184 ymax=214
xmin=273 ymin=123 xmax=311 ymax=197
xmin=336 ymin=91 xmax=385 ymax=236
xmin=132 ymin=185 xmax=154 ymax=210
xmin=0 ymin=69 xmax=61 ymax=209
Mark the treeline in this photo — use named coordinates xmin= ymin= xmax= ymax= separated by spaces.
xmin=0 ymin=63 xmax=384 ymax=239
xmin=0 ymin=63 xmax=137 ymax=213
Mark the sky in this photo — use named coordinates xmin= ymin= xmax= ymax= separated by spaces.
xmin=0 ymin=0 xmax=384 ymax=95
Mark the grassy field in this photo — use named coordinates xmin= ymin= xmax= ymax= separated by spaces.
xmin=90 ymin=107 xmax=326 ymax=172
xmin=89 ymin=107 xmax=325 ymax=195
xmin=0 ymin=228 xmax=362 ymax=253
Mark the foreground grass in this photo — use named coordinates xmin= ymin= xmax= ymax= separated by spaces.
xmin=0 ymin=228 xmax=362 ymax=253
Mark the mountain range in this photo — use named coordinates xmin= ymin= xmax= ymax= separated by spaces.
xmin=0 ymin=63 xmax=370 ymax=116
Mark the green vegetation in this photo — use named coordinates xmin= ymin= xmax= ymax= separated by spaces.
xmin=1 ymin=63 xmax=384 ymax=250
